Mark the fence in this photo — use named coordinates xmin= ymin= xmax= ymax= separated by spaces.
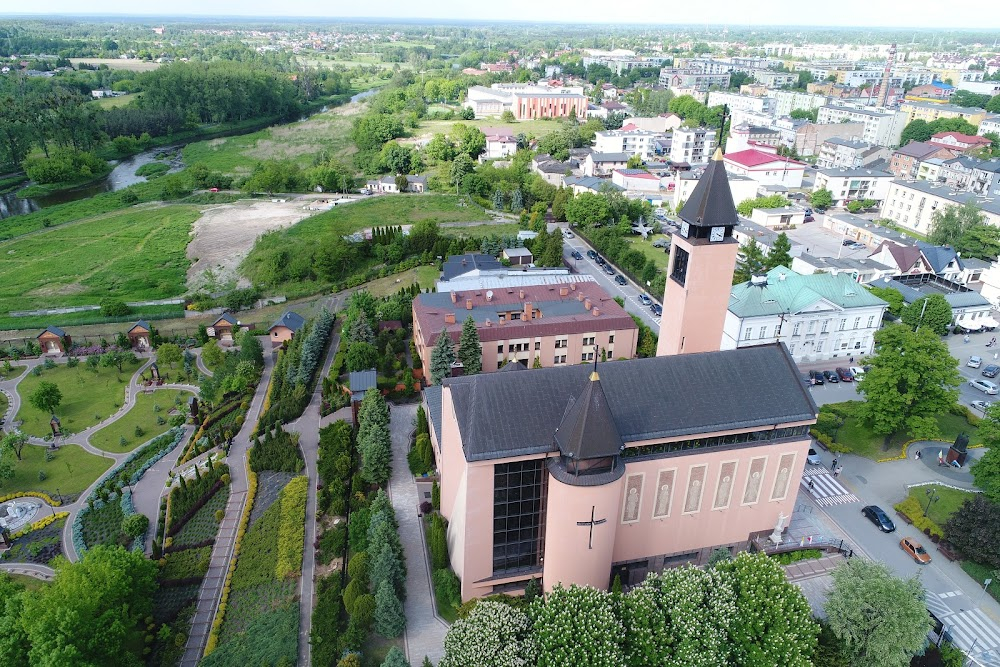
xmin=751 ymin=535 xmax=855 ymax=558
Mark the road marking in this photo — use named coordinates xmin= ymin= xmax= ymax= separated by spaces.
xmin=943 ymin=608 xmax=1000 ymax=660
xmin=939 ymin=590 xmax=963 ymax=599
xmin=800 ymin=469 xmax=859 ymax=507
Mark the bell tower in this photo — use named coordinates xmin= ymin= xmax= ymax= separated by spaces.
xmin=657 ymin=147 xmax=740 ymax=356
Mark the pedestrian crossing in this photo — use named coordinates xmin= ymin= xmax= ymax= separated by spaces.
xmin=942 ymin=609 xmax=1000 ymax=664
xmin=800 ymin=467 xmax=860 ymax=507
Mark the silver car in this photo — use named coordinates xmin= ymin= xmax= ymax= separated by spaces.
xmin=970 ymin=379 xmax=999 ymax=395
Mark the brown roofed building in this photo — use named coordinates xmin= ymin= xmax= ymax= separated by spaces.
xmin=412 ymin=282 xmax=639 ymax=380
xmin=889 ymin=141 xmax=956 ymax=179
xmin=37 ymin=326 xmax=69 ymax=355
xmin=127 ymin=321 xmax=152 ymax=350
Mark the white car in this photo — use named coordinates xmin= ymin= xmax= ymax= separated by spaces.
xmin=806 ymin=448 xmax=822 ymax=465
xmin=850 ymin=366 xmax=865 ymax=378
xmin=970 ymin=379 xmax=999 ymax=395
xmin=969 ymin=356 xmax=983 ymax=369
xmin=972 ymin=400 xmax=993 ymax=413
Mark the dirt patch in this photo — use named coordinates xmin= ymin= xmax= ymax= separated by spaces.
xmin=186 ymin=198 xmax=319 ymax=290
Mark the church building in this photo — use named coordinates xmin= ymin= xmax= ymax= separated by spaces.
xmin=423 ymin=150 xmax=819 ymax=600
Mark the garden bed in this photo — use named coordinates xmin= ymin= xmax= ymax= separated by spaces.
xmin=248 ymin=470 xmax=295 ymax=527
xmin=0 ymin=516 xmax=65 ymax=565
xmin=80 ymin=498 xmax=127 ymax=549
xmin=173 ymin=486 xmax=228 ymax=547
xmin=161 ymin=545 xmax=212 ymax=581
xmin=905 ymin=485 xmax=976 ymax=527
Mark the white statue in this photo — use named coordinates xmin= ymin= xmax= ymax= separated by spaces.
xmin=768 ymin=512 xmax=788 ymax=546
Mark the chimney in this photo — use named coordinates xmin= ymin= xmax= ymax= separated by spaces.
xmin=466 ymin=299 xmax=473 ymax=310
xmin=584 ymin=298 xmax=592 ymax=310
xmin=519 ymin=289 xmax=525 ymax=299
xmin=577 ymin=292 xmax=585 ymax=301
xmin=450 ymin=291 xmax=457 ymax=303
xmin=524 ymin=302 xmax=532 ymax=320
xmin=571 ymin=283 xmax=577 ymax=291
xmin=592 ymin=307 xmax=601 ymax=317
xmin=485 ymin=319 xmax=492 ymax=327
xmin=559 ymin=286 xmax=569 ymax=296
xmin=444 ymin=313 xmax=456 ymax=324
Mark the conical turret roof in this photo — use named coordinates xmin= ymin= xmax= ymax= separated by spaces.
xmin=679 ymin=147 xmax=739 ymax=228
xmin=553 ymin=371 xmax=624 ymax=460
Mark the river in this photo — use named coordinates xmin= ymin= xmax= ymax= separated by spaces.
xmin=0 ymin=147 xmax=184 ymax=220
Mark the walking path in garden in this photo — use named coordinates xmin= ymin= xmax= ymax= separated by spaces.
xmin=0 ymin=562 xmax=56 ymax=581
xmin=287 ymin=325 xmax=340 ymax=667
xmin=387 ymin=402 xmax=448 ymax=665
xmin=131 ymin=424 xmax=196 ymax=555
xmin=180 ymin=340 xmax=273 ymax=667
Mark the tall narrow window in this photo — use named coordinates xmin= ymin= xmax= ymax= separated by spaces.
xmin=493 ymin=460 xmax=546 ymax=575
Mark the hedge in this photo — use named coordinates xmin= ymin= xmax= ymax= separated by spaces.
xmin=0 ymin=491 xmax=62 ymax=507
xmin=893 ymin=496 xmax=944 ymax=539
xmin=276 ymin=476 xmax=308 ymax=580
xmin=10 ymin=511 xmax=69 ymax=539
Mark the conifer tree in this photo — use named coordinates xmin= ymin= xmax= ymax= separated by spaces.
xmin=457 ymin=316 xmax=482 ymax=375
xmin=375 ymin=580 xmax=406 ymax=638
xmin=430 ymin=329 xmax=455 ymax=385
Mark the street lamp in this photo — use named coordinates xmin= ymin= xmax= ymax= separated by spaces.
xmin=925 ymin=487 xmax=941 ymax=517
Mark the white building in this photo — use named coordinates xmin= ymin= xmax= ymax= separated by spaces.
xmin=723 ymin=148 xmax=806 ymax=188
xmin=706 ymin=91 xmax=774 ymax=115
xmin=816 ymin=138 xmax=890 ymax=169
xmin=791 ymin=254 xmax=897 ymax=285
xmin=484 ymin=132 xmax=518 ymax=160
xmin=978 ymin=115 xmax=1000 ymax=138
xmin=769 ymin=91 xmax=831 ymax=117
xmin=750 ymin=207 xmax=805 ymax=229
xmin=879 ymin=179 xmax=1000 ymax=235
xmin=723 ymin=266 xmax=889 ymax=362
xmin=667 ymin=171 xmax=758 ymax=212
xmin=593 ymin=128 xmax=660 ymax=158
xmin=583 ymin=152 xmax=630 ymax=177
xmin=816 ymin=105 xmax=908 ymax=147
xmin=669 ymin=127 xmax=716 ymax=165
xmin=813 ymin=167 xmax=894 ymax=206
xmin=611 ymin=169 xmax=663 ymax=192
xmin=622 ymin=115 xmax=683 ymax=133
xmin=464 ymin=82 xmax=587 ymax=119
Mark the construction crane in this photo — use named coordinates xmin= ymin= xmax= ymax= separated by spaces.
xmin=877 ymin=43 xmax=897 ymax=108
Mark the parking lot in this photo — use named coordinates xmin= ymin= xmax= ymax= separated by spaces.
xmin=784 ymin=214 xmax=875 ymax=259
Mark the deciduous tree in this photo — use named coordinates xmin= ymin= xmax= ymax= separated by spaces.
xmin=824 ymin=559 xmax=933 ymax=667
xmin=945 ymin=494 xmax=1000 ymax=567
xmin=156 ymin=343 xmax=182 ymax=368
xmin=29 ymin=381 xmax=62 ymax=417
xmin=530 ymin=584 xmax=624 ymax=667
xmin=971 ymin=444 xmax=1000 ymax=502
xmin=809 ymin=188 xmax=834 ymax=209
xmin=857 ymin=324 xmax=961 ymax=445
xmin=900 ymin=294 xmax=953 ymax=335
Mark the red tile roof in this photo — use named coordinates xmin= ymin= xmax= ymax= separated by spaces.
xmin=931 ymin=131 xmax=991 ymax=146
xmin=724 ymin=149 xmax=806 ymax=168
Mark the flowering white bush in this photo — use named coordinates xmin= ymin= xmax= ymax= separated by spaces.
xmin=441 ymin=600 xmax=536 ymax=667
xmin=530 ymin=585 xmax=624 ymax=667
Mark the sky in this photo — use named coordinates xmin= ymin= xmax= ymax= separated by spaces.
xmin=9 ymin=0 xmax=1000 ymax=30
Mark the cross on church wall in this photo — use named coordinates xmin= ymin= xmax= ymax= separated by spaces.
xmin=576 ymin=505 xmax=607 ymax=550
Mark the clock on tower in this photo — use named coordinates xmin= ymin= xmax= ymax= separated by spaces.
xmin=658 ymin=147 xmax=741 ymax=357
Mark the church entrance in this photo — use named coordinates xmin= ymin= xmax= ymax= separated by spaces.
xmin=611 ymin=559 xmax=650 ymax=589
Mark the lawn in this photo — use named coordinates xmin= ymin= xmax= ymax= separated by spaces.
xmin=182 ymin=103 xmax=361 ymax=176
xmin=93 ymin=93 xmax=140 ymax=108
xmin=4 ymin=573 xmax=48 ymax=592
xmin=906 ymin=485 xmax=977 ymax=527
xmin=14 ymin=358 xmax=142 ymax=437
xmin=90 ymin=389 xmax=191 ymax=452
xmin=417 ymin=117 xmax=566 ymax=140
xmin=0 ymin=303 xmax=184 ymax=332
xmin=961 ymin=561 xmax=1000 ymax=604
xmin=627 ymin=235 xmax=671 ymax=272
xmin=445 ymin=222 xmax=522 ymax=238
xmin=0 ymin=205 xmax=199 ymax=312
xmin=0 ymin=443 xmax=112 ymax=497
xmin=817 ymin=402 xmax=981 ymax=460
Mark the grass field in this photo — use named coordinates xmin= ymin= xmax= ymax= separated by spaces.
xmin=0 ymin=304 xmax=184 ymax=333
xmin=822 ymin=403 xmax=981 ymax=460
xmin=905 ymin=484 xmax=976 ymax=527
xmin=14 ymin=359 xmax=142 ymax=437
xmin=444 ymin=222 xmax=521 ymax=238
xmin=90 ymin=389 xmax=191 ymax=452
xmin=94 ymin=93 xmax=140 ymax=109
xmin=2 ymin=442 xmax=113 ymax=496
xmin=627 ymin=235 xmax=671 ymax=272
xmin=0 ymin=205 xmax=199 ymax=312
xmin=4 ymin=573 xmax=48 ymax=592
xmin=182 ymin=103 xmax=362 ymax=176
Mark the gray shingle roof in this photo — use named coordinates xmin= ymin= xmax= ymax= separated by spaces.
xmin=38 ymin=325 xmax=65 ymax=338
xmin=440 ymin=254 xmax=504 ymax=282
xmin=443 ymin=343 xmax=816 ymax=462
xmin=424 ymin=385 xmax=443 ymax=445
xmin=270 ymin=310 xmax=306 ymax=333
xmin=679 ymin=152 xmax=738 ymax=229
xmin=349 ymin=369 xmax=378 ymax=397
xmin=554 ymin=371 xmax=624 ymax=460
xmin=128 ymin=320 xmax=151 ymax=333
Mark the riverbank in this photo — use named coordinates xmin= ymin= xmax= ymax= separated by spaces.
xmin=16 ymin=164 xmax=115 ymax=200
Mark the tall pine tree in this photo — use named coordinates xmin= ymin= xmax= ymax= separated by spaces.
xmin=457 ymin=316 xmax=482 ymax=375
xmin=430 ymin=329 xmax=455 ymax=385
xmin=732 ymin=239 xmax=766 ymax=284
xmin=764 ymin=232 xmax=793 ymax=271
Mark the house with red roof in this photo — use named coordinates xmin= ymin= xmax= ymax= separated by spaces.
xmin=723 ymin=149 xmax=806 ymax=187
xmin=928 ymin=132 xmax=992 ymax=154
xmin=612 ymin=168 xmax=663 ymax=192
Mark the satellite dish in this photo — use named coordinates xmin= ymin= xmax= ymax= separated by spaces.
xmin=486 ymin=290 xmax=494 ymax=301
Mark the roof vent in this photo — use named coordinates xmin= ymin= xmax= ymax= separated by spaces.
xmin=486 ymin=290 xmax=493 ymax=301
xmin=778 ymin=272 xmax=787 ymax=281
xmin=750 ymin=275 xmax=768 ymax=287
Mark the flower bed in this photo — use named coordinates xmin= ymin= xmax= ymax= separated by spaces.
xmin=0 ymin=491 xmax=62 ymax=507
xmin=9 ymin=511 xmax=69 ymax=539
xmin=166 ymin=461 xmax=229 ymax=536
xmin=276 ymin=476 xmax=307 ymax=580
xmin=0 ymin=516 xmax=66 ymax=564
xmin=161 ymin=545 xmax=213 ymax=581
xmin=173 ymin=487 xmax=228 ymax=548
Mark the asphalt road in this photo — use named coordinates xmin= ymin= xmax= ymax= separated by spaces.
xmin=558 ymin=228 xmax=663 ymax=331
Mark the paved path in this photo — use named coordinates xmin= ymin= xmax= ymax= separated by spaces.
xmin=131 ymin=425 xmax=195 ymax=555
xmin=0 ymin=562 xmax=56 ymax=580
xmin=387 ymin=402 xmax=448 ymax=665
xmin=181 ymin=340 xmax=273 ymax=667
xmin=195 ymin=349 xmax=214 ymax=378
xmin=287 ymin=324 xmax=340 ymax=667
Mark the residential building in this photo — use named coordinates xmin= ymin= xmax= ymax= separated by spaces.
xmin=975 ymin=257 xmax=1000 ymax=307
xmin=878 ymin=275 xmax=993 ymax=330
xmin=563 ymin=175 xmax=624 ymax=196
xmin=722 ymin=266 xmax=888 ymax=362
xmin=269 ymin=311 xmax=305 ymax=346
xmin=977 ymin=115 xmax=1000 ymax=137
xmin=612 ymin=169 xmax=663 ymax=192
xmin=594 ymin=128 xmax=660 ymax=158
xmin=823 ymin=212 xmax=919 ymax=251
xmin=813 ymin=167 xmax=894 ymax=206
xmin=970 ymin=160 xmax=1000 ymax=197
xmin=790 ymin=254 xmax=896 ymax=285
xmin=773 ymin=119 xmax=865 ymax=157
xmin=667 ymin=170 xmax=757 ymax=212
xmin=484 ymin=132 xmax=518 ymax=160
xmin=412 ymin=280 xmax=638 ymax=380
xmin=917 ymin=159 xmax=946 ymax=183
xmin=928 ymin=132 xmax=993 ymax=154
xmin=658 ymin=67 xmax=730 ymax=91
xmin=868 ymin=241 xmax=934 ymax=276
xmin=584 ymin=152 xmax=631 ymax=177
xmin=723 ymin=148 xmax=806 ymax=188
xmin=726 ymin=124 xmax=781 ymax=153
xmin=532 ymin=154 xmax=572 ymax=185
xmin=749 ymin=207 xmax=805 ymax=229
xmin=706 ymin=91 xmax=774 ymax=115
xmin=207 ymin=312 xmax=244 ymax=345
xmin=769 ymin=91 xmax=830 ymax=117
xmin=939 ymin=155 xmax=981 ymax=189
xmin=816 ymin=138 xmax=890 ymax=169
xmin=898 ymin=101 xmax=988 ymax=127
xmin=904 ymin=81 xmax=955 ymax=102
xmin=625 ymin=114 xmax=683 ymax=133
xmin=731 ymin=218 xmax=803 ymax=256
xmin=365 ymin=174 xmax=428 ymax=193
xmin=889 ymin=142 xmax=956 ymax=179
xmin=928 ymin=68 xmax=985 ymax=84
xmin=669 ymin=127 xmax=717 ymax=165
xmin=956 ymin=81 xmax=1000 ymax=97
xmin=815 ymin=105 xmax=908 ymax=147
xmin=879 ymin=179 xmax=1000 ymax=234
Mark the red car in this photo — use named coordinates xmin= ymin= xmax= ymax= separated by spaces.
xmin=835 ymin=367 xmax=854 ymax=382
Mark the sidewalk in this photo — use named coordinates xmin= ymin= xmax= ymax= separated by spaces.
xmin=387 ymin=402 xmax=447 ymax=665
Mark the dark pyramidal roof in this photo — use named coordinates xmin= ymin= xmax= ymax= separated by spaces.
xmin=679 ymin=147 xmax=739 ymax=228
xmin=554 ymin=371 xmax=624 ymax=460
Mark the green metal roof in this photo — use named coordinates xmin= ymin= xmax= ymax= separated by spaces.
xmin=728 ymin=267 xmax=889 ymax=318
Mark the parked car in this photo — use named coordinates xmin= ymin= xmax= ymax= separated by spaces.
xmin=842 ymin=239 xmax=855 ymax=246
xmin=835 ymin=367 xmax=854 ymax=382
xmin=850 ymin=366 xmax=865 ymax=378
xmin=596 ymin=255 xmax=606 ymax=265
xmin=614 ymin=274 xmax=627 ymax=285
xmin=650 ymin=303 xmax=662 ymax=317
xmin=563 ymin=230 xmax=575 ymax=239
xmin=638 ymin=294 xmax=652 ymax=306
xmin=862 ymin=505 xmax=896 ymax=533
xmin=972 ymin=400 xmax=993 ymax=412
xmin=822 ymin=370 xmax=839 ymax=383
xmin=603 ymin=263 xmax=616 ymax=276
xmin=970 ymin=379 xmax=1000 ymax=395
xmin=803 ymin=215 xmax=815 ymax=223
xmin=807 ymin=448 xmax=822 ymax=465
xmin=969 ymin=356 xmax=983 ymax=369
xmin=586 ymin=250 xmax=598 ymax=260
xmin=983 ymin=364 xmax=1000 ymax=378
xmin=809 ymin=370 xmax=825 ymax=385
xmin=804 ymin=207 xmax=813 ymax=215
xmin=652 ymin=238 xmax=669 ymax=248
xmin=571 ymin=251 xmax=583 ymax=260
xmin=850 ymin=242 xmax=866 ymax=250
xmin=900 ymin=537 xmax=931 ymax=564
